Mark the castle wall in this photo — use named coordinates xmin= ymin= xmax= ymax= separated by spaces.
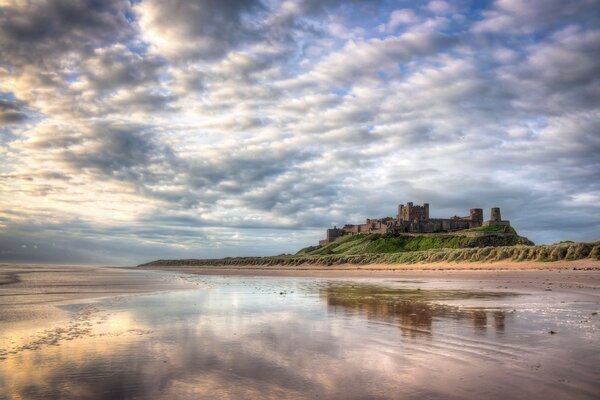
xmin=482 ymin=220 xmax=510 ymax=227
xmin=326 ymin=228 xmax=343 ymax=242
xmin=389 ymin=218 xmax=471 ymax=234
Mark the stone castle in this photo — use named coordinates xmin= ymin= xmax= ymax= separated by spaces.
xmin=319 ymin=202 xmax=510 ymax=246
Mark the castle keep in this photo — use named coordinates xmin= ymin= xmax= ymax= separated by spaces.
xmin=320 ymin=202 xmax=510 ymax=246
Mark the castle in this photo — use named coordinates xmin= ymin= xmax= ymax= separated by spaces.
xmin=319 ymin=202 xmax=510 ymax=246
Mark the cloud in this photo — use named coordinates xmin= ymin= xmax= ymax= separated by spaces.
xmin=293 ymin=24 xmax=456 ymax=88
xmin=79 ymin=44 xmax=166 ymax=93
xmin=135 ymin=0 xmax=266 ymax=61
xmin=62 ymin=123 xmax=178 ymax=182
xmin=0 ymin=0 xmax=599 ymax=263
xmin=0 ymin=98 xmax=27 ymax=124
xmin=426 ymin=1 xmax=451 ymax=15
xmin=0 ymin=0 xmax=134 ymax=65
xmin=472 ymin=0 xmax=600 ymax=34
xmin=498 ymin=27 xmax=600 ymax=113
xmin=385 ymin=9 xmax=419 ymax=32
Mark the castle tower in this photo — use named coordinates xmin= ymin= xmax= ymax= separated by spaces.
xmin=470 ymin=208 xmax=483 ymax=227
xmin=424 ymin=203 xmax=430 ymax=220
xmin=397 ymin=204 xmax=404 ymax=220
xmin=490 ymin=207 xmax=501 ymax=222
xmin=404 ymin=202 xmax=414 ymax=221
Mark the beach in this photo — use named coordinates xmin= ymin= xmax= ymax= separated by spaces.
xmin=0 ymin=264 xmax=191 ymax=327
xmin=1 ymin=263 xmax=599 ymax=399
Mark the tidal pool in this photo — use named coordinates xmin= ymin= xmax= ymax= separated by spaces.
xmin=0 ymin=273 xmax=599 ymax=399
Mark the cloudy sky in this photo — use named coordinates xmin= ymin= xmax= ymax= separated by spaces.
xmin=1 ymin=0 xmax=599 ymax=264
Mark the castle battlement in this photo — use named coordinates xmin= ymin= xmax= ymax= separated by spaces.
xmin=319 ymin=202 xmax=509 ymax=246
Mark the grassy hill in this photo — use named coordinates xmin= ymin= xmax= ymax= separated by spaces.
xmin=139 ymin=240 xmax=600 ymax=268
xmin=138 ymin=226 xmax=600 ymax=268
xmin=297 ymin=228 xmax=533 ymax=256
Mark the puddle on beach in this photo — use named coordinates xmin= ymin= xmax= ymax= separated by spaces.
xmin=0 ymin=275 xmax=599 ymax=399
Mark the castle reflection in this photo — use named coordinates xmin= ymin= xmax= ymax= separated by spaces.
xmin=321 ymin=284 xmax=511 ymax=337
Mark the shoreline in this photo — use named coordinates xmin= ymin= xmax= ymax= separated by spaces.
xmin=139 ymin=260 xmax=600 ymax=298
xmin=137 ymin=261 xmax=600 ymax=301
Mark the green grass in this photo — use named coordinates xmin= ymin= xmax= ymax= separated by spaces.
xmin=464 ymin=225 xmax=516 ymax=234
xmin=139 ymin=240 xmax=600 ymax=268
xmin=301 ymin=231 xmax=531 ymax=256
xmin=139 ymin=231 xmax=600 ymax=268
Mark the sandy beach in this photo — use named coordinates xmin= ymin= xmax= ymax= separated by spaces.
xmin=3 ymin=262 xmax=599 ymax=326
xmin=1 ymin=263 xmax=599 ymax=399
xmin=0 ymin=264 xmax=192 ymax=326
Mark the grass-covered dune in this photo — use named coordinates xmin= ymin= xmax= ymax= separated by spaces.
xmin=139 ymin=240 xmax=600 ymax=268
xmin=296 ymin=228 xmax=533 ymax=256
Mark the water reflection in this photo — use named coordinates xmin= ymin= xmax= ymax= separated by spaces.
xmin=1 ymin=277 xmax=598 ymax=400
xmin=322 ymin=284 xmax=512 ymax=337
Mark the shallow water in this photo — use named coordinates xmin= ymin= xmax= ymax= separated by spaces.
xmin=1 ymin=274 xmax=599 ymax=399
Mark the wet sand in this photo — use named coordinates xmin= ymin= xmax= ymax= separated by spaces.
xmin=3 ymin=262 xmax=599 ymax=331
xmin=141 ymin=260 xmax=600 ymax=297
xmin=0 ymin=264 xmax=192 ymax=326
xmin=1 ymin=264 xmax=599 ymax=399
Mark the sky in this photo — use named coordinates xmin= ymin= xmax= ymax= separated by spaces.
xmin=0 ymin=0 xmax=599 ymax=265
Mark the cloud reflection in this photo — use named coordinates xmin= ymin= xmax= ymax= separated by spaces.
xmin=0 ymin=278 xmax=595 ymax=399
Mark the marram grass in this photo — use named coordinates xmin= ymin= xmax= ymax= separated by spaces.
xmin=299 ymin=232 xmax=532 ymax=255
xmin=139 ymin=240 xmax=600 ymax=267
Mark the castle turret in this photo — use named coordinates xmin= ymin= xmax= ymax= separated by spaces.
xmin=397 ymin=204 xmax=404 ymax=220
xmin=490 ymin=207 xmax=501 ymax=222
xmin=470 ymin=208 xmax=483 ymax=227
xmin=398 ymin=202 xmax=429 ymax=222
xmin=482 ymin=207 xmax=510 ymax=227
